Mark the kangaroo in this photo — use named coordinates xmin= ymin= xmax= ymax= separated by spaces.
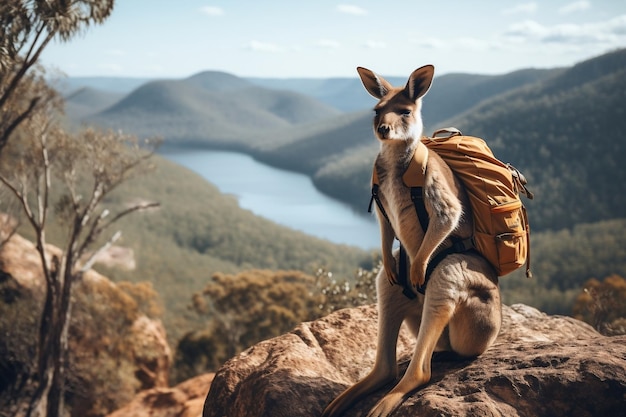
xmin=321 ymin=65 xmax=502 ymax=417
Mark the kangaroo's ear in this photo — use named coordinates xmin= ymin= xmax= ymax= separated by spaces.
xmin=357 ymin=67 xmax=393 ymax=99
xmin=405 ymin=65 xmax=435 ymax=102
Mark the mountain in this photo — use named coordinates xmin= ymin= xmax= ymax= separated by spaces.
xmin=63 ymin=86 xmax=124 ymax=123
xmin=248 ymin=76 xmax=403 ymax=112
xmin=64 ymin=48 xmax=626 ymax=233
xmin=422 ymin=68 xmax=563 ymax=128
xmin=440 ymin=48 xmax=626 ymax=231
xmin=82 ymin=71 xmax=342 ymax=148
xmin=248 ymin=69 xmax=558 ymax=114
xmin=61 ymin=68 xmax=558 ymax=115
xmin=53 ymin=76 xmax=156 ymax=96
xmin=249 ymin=68 xmax=560 ymax=177
xmin=253 ymin=110 xmax=373 ymax=175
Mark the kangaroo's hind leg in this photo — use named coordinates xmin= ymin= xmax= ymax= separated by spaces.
xmin=447 ymin=254 xmax=502 ymax=357
xmin=366 ymin=273 xmax=457 ymax=417
xmin=322 ymin=255 xmax=420 ymax=417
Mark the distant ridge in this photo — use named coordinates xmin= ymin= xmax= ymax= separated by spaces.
xmin=54 ymin=76 xmax=155 ymax=95
xmin=62 ymin=87 xmax=124 ymax=125
xmin=81 ymin=72 xmax=341 ymax=147
xmin=185 ymin=70 xmax=252 ymax=91
xmin=439 ymin=48 xmax=626 ymax=230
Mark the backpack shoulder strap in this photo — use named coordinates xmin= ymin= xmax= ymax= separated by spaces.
xmin=368 ymin=164 xmax=390 ymax=223
xmin=402 ymin=142 xmax=428 ymax=188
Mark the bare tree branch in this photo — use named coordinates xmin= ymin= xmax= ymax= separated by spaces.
xmin=79 ymin=230 xmax=121 ymax=273
xmin=0 ymin=96 xmax=40 ymax=151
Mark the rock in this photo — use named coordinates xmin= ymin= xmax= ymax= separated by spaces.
xmin=0 ymin=233 xmax=172 ymax=416
xmin=107 ymin=373 xmax=214 ymax=417
xmin=202 ymin=304 xmax=626 ymax=417
xmin=131 ymin=316 xmax=172 ymax=390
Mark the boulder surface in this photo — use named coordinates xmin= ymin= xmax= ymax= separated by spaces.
xmin=203 ymin=303 xmax=626 ymax=417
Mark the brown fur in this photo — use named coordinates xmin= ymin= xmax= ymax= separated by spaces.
xmin=321 ymin=66 xmax=502 ymax=417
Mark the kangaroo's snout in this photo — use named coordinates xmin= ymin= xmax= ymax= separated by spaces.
xmin=377 ymin=124 xmax=391 ymax=138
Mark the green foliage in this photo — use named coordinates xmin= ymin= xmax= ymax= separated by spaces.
xmin=0 ymin=262 xmax=163 ymax=417
xmin=174 ymin=269 xmax=322 ymax=381
xmin=1 ymin=0 xmax=115 ymax=154
xmin=499 ymin=218 xmax=626 ymax=315
xmin=314 ymin=264 xmax=378 ymax=315
xmin=174 ymin=264 xmax=380 ymax=382
xmin=442 ymin=49 xmax=626 ymax=231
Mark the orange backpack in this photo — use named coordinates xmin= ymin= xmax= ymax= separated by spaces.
xmin=423 ymin=128 xmax=533 ymax=277
xmin=370 ymin=128 xmax=533 ymax=284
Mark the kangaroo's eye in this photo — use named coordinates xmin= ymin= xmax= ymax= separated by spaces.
xmin=400 ymin=110 xmax=412 ymax=117
xmin=374 ymin=109 xmax=380 ymax=117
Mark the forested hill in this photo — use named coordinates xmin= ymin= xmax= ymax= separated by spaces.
xmin=280 ymin=48 xmax=625 ymax=233
xmin=83 ymin=71 xmax=341 ymax=148
xmin=440 ymin=48 xmax=626 ymax=231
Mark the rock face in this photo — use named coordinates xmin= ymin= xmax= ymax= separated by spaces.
xmin=107 ymin=373 xmax=214 ymax=417
xmin=0 ymin=233 xmax=171 ymax=417
xmin=203 ymin=304 xmax=626 ymax=417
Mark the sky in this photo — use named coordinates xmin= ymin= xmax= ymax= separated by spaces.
xmin=40 ymin=0 xmax=626 ymax=80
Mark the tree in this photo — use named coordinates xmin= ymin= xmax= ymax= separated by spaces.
xmin=0 ymin=3 xmax=124 ymax=415
xmin=0 ymin=76 xmax=159 ymax=416
xmin=174 ymin=266 xmax=380 ymax=382
xmin=0 ymin=0 xmax=115 ymax=153
xmin=573 ymin=274 xmax=626 ymax=336
xmin=195 ymin=270 xmax=322 ymax=358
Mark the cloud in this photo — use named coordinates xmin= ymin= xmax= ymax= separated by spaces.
xmin=199 ymin=6 xmax=224 ymax=17
xmin=105 ymin=49 xmax=126 ymax=56
xmin=411 ymin=37 xmax=448 ymax=49
xmin=504 ymin=15 xmax=626 ymax=46
xmin=364 ymin=40 xmax=386 ymax=49
xmin=558 ymin=0 xmax=591 ymax=14
xmin=99 ymin=63 xmax=123 ymax=73
xmin=610 ymin=15 xmax=626 ymax=34
xmin=315 ymin=39 xmax=341 ymax=49
xmin=411 ymin=36 xmax=494 ymax=51
xmin=502 ymin=2 xmax=538 ymax=15
xmin=457 ymin=37 xmax=491 ymax=50
xmin=245 ymin=40 xmax=283 ymax=53
xmin=504 ymin=20 xmax=548 ymax=39
xmin=337 ymin=4 xmax=368 ymax=16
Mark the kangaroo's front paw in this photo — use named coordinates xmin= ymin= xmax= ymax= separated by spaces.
xmin=383 ymin=257 xmax=398 ymax=285
xmin=410 ymin=262 xmax=427 ymax=289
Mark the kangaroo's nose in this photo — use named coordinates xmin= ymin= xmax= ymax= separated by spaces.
xmin=377 ymin=125 xmax=390 ymax=136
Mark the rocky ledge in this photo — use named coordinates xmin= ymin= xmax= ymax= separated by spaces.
xmin=202 ymin=303 xmax=626 ymax=417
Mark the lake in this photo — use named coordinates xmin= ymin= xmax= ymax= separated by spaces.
xmin=162 ymin=149 xmax=380 ymax=250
